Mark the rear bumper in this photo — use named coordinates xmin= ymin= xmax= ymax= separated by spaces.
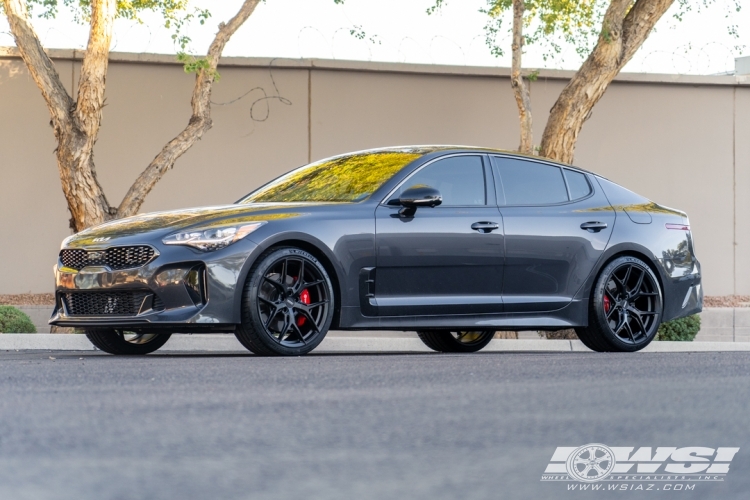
xmin=662 ymin=272 xmax=703 ymax=322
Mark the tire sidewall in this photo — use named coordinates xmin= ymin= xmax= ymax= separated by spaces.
xmin=593 ymin=256 xmax=663 ymax=352
xmin=85 ymin=329 xmax=171 ymax=355
xmin=242 ymin=247 xmax=335 ymax=356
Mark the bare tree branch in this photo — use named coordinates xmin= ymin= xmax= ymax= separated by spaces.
xmin=510 ymin=0 xmax=532 ymax=155
xmin=2 ymin=0 xmax=73 ymax=131
xmin=539 ymin=0 xmax=674 ymax=164
xmin=75 ymin=0 xmax=117 ymax=138
xmin=117 ymin=0 xmax=262 ymax=218
xmin=622 ymin=0 xmax=675 ymax=62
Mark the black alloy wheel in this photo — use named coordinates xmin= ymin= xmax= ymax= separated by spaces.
xmin=85 ymin=329 xmax=171 ymax=355
xmin=235 ymin=247 xmax=334 ymax=356
xmin=576 ymin=256 xmax=663 ymax=352
xmin=417 ymin=330 xmax=495 ymax=353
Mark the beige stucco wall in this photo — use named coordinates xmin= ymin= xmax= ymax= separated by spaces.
xmin=0 ymin=50 xmax=747 ymax=295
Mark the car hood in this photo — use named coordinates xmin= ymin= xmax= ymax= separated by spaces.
xmin=63 ymin=203 xmax=325 ymax=248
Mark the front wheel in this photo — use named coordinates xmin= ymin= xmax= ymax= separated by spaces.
xmin=85 ymin=329 xmax=171 ymax=355
xmin=235 ymin=247 xmax=334 ymax=356
xmin=417 ymin=330 xmax=495 ymax=353
xmin=576 ymin=256 xmax=663 ymax=352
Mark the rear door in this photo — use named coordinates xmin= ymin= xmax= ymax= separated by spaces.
xmin=373 ymin=154 xmax=505 ymax=316
xmin=491 ymin=156 xmax=615 ymax=313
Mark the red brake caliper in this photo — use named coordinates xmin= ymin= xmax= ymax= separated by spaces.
xmin=297 ymin=288 xmax=310 ymax=326
xmin=603 ymin=294 xmax=611 ymax=314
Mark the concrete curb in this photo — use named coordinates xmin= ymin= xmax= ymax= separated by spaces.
xmin=2 ymin=334 xmax=750 ymax=353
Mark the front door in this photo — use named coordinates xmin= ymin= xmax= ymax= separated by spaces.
xmin=373 ymin=154 xmax=505 ymax=316
xmin=491 ymin=156 xmax=615 ymax=313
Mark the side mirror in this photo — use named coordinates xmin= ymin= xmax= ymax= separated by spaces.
xmin=398 ymin=186 xmax=442 ymax=216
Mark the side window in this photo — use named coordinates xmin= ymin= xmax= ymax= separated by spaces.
xmin=564 ymin=169 xmax=592 ymax=200
xmin=495 ymin=158 xmax=568 ymax=205
xmin=395 ymin=156 xmax=486 ymax=206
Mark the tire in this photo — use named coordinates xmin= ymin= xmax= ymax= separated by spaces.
xmin=235 ymin=247 xmax=335 ymax=356
xmin=417 ymin=330 xmax=495 ymax=353
xmin=85 ymin=329 xmax=171 ymax=355
xmin=576 ymin=255 xmax=663 ymax=353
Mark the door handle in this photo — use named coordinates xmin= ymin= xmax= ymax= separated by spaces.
xmin=580 ymin=221 xmax=608 ymax=233
xmin=471 ymin=221 xmax=499 ymax=233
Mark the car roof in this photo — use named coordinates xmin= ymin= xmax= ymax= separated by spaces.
xmin=346 ymin=145 xmax=597 ymax=176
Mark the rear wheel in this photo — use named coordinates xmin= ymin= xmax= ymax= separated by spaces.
xmin=576 ymin=256 xmax=663 ymax=352
xmin=235 ymin=247 xmax=334 ymax=356
xmin=417 ymin=330 xmax=495 ymax=353
xmin=85 ymin=329 xmax=171 ymax=355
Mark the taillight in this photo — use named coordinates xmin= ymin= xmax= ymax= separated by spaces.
xmin=665 ymin=223 xmax=690 ymax=230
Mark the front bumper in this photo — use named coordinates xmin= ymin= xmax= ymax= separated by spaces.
xmin=50 ymin=241 xmax=258 ymax=331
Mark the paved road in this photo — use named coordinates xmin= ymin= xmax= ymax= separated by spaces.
xmin=0 ymin=350 xmax=749 ymax=500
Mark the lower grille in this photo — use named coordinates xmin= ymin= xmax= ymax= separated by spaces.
xmin=63 ymin=291 xmax=149 ymax=316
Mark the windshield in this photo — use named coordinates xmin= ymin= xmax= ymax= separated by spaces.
xmin=239 ymin=151 xmax=423 ymax=203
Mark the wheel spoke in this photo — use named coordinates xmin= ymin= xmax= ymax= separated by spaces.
xmin=631 ymin=268 xmax=646 ymax=298
xmin=606 ymin=306 xmax=617 ymax=320
xmin=622 ymin=265 xmax=633 ymax=293
xmin=611 ymin=275 xmax=626 ymax=298
xmin=258 ymin=296 xmax=278 ymax=308
xmin=303 ymin=279 xmax=325 ymax=288
xmin=280 ymin=259 xmax=288 ymax=286
xmin=629 ymin=309 xmax=648 ymax=337
xmin=306 ymin=300 xmax=329 ymax=309
xmin=623 ymin=320 xmax=636 ymax=343
xmin=295 ymin=308 xmax=320 ymax=333
xmin=613 ymin=315 xmax=626 ymax=335
xmin=291 ymin=322 xmax=307 ymax=344
xmin=263 ymin=276 xmax=285 ymax=294
xmin=295 ymin=259 xmax=305 ymax=292
xmin=264 ymin=309 xmax=279 ymax=330
xmin=277 ymin=314 xmax=291 ymax=342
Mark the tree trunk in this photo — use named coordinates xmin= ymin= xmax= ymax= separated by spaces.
xmin=4 ymin=0 xmax=261 ymax=230
xmin=117 ymin=0 xmax=262 ymax=218
xmin=510 ymin=0 xmax=533 ymax=155
xmin=539 ymin=0 xmax=675 ymax=164
xmin=3 ymin=0 xmax=115 ymax=231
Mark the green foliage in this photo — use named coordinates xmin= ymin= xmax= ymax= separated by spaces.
xmin=0 ymin=306 xmax=37 ymax=334
xmin=657 ymin=314 xmax=700 ymax=341
xmin=177 ymin=52 xmax=219 ymax=80
xmin=24 ymin=0 xmax=211 ymax=51
xmin=429 ymin=1 xmax=743 ymax=63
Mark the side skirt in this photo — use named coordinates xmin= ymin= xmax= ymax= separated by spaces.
xmin=337 ymin=299 xmax=588 ymax=331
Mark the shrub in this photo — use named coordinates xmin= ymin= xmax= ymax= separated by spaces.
xmin=657 ymin=314 xmax=700 ymax=341
xmin=0 ymin=305 xmax=37 ymax=333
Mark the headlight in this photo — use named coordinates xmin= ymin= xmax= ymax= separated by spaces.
xmin=162 ymin=222 xmax=266 ymax=251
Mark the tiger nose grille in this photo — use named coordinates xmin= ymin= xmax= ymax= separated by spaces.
xmin=63 ymin=291 xmax=148 ymax=316
xmin=60 ymin=246 xmax=155 ymax=271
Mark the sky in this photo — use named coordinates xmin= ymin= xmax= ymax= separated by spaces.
xmin=0 ymin=0 xmax=747 ymax=75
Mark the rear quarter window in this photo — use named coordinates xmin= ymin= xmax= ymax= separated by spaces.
xmin=564 ymin=169 xmax=592 ymax=200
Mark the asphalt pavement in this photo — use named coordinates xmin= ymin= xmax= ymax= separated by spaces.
xmin=0 ymin=350 xmax=749 ymax=500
